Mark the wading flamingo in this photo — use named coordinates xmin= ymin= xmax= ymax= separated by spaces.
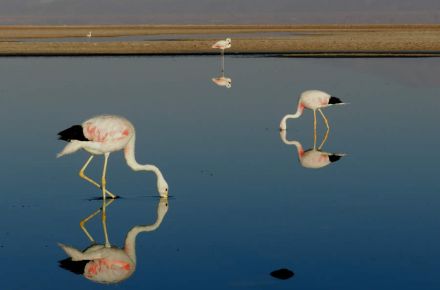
xmin=279 ymin=90 xmax=346 ymax=144
xmin=57 ymin=115 xmax=169 ymax=199
xmin=86 ymin=31 xmax=92 ymax=38
xmin=279 ymin=90 xmax=345 ymax=131
xmin=212 ymin=38 xmax=231 ymax=73
xmin=280 ymin=129 xmax=345 ymax=169
xmin=59 ymin=197 xmax=169 ymax=284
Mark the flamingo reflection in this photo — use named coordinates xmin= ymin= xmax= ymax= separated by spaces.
xmin=212 ymin=75 xmax=232 ymax=88
xmin=280 ymin=129 xmax=345 ymax=169
xmin=211 ymin=47 xmax=232 ymax=89
xmin=58 ymin=197 xmax=169 ymax=284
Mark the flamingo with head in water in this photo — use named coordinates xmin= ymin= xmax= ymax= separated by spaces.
xmin=280 ymin=90 xmax=346 ymax=131
xmin=57 ymin=115 xmax=169 ymax=199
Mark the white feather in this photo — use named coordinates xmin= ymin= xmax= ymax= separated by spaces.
xmin=57 ymin=141 xmax=83 ymax=158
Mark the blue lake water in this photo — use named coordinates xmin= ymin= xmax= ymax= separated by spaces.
xmin=0 ymin=56 xmax=439 ymax=289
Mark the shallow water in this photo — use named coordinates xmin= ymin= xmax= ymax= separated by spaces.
xmin=0 ymin=56 xmax=439 ymax=289
xmin=20 ymin=31 xmax=305 ymax=43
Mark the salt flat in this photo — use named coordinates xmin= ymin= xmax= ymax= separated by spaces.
xmin=0 ymin=24 xmax=439 ymax=56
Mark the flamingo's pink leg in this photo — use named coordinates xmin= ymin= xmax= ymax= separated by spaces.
xmin=80 ymin=198 xmax=115 ymax=243
xmin=79 ymin=155 xmax=117 ymax=199
xmin=318 ymin=127 xmax=330 ymax=151
xmin=101 ymin=153 xmax=111 ymax=248
xmin=313 ymin=110 xmax=317 ymax=149
xmin=318 ymin=108 xmax=330 ymax=130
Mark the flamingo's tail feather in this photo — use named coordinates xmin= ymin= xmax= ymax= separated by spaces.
xmin=58 ymin=243 xmax=87 ymax=261
xmin=57 ymin=141 xmax=83 ymax=158
xmin=329 ymin=153 xmax=347 ymax=163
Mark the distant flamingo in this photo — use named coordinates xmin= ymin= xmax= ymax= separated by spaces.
xmin=280 ymin=130 xmax=345 ymax=169
xmin=86 ymin=31 xmax=92 ymax=38
xmin=57 ymin=115 xmax=169 ymax=199
xmin=212 ymin=38 xmax=231 ymax=72
xmin=212 ymin=38 xmax=231 ymax=51
xmin=59 ymin=197 xmax=169 ymax=284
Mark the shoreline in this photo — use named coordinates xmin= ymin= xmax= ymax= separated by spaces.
xmin=0 ymin=24 xmax=439 ymax=56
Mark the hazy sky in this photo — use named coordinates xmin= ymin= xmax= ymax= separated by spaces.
xmin=0 ymin=0 xmax=439 ymax=24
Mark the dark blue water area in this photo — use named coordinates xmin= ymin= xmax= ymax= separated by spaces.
xmin=0 ymin=56 xmax=439 ymax=289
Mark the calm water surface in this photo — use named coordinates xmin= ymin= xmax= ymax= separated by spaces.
xmin=21 ymin=31 xmax=304 ymax=43
xmin=0 ymin=56 xmax=439 ymax=289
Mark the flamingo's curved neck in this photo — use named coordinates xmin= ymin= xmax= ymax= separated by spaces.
xmin=124 ymin=135 xmax=165 ymax=181
xmin=124 ymin=212 xmax=166 ymax=264
xmin=280 ymin=101 xmax=304 ymax=129
xmin=280 ymin=132 xmax=305 ymax=158
xmin=291 ymin=100 xmax=305 ymax=118
xmin=289 ymin=141 xmax=305 ymax=159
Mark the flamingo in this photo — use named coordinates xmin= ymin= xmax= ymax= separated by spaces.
xmin=86 ymin=31 xmax=92 ymax=38
xmin=57 ymin=115 xmax=169 ymax=199
xmin=212 ymin=38 xmax=231 ymax=51
xmin=280 ymin=129 xmax=345 ymax=169
xmin=279 ymin=90 xmax=346 ymax=140
xmin=58 ymin=197 xmax=169 ymax=284
xmin=212 ymin=38 xmax=231 ymax=73
xmin=212 ymin=76 xmax=232 ymax=88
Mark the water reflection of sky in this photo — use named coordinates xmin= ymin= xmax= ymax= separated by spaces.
xmin=0 ymin=56 xmax=439 ymax=289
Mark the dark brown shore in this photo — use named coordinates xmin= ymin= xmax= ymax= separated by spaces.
xmin=0 ymin=24 xmax=439 ymax=56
